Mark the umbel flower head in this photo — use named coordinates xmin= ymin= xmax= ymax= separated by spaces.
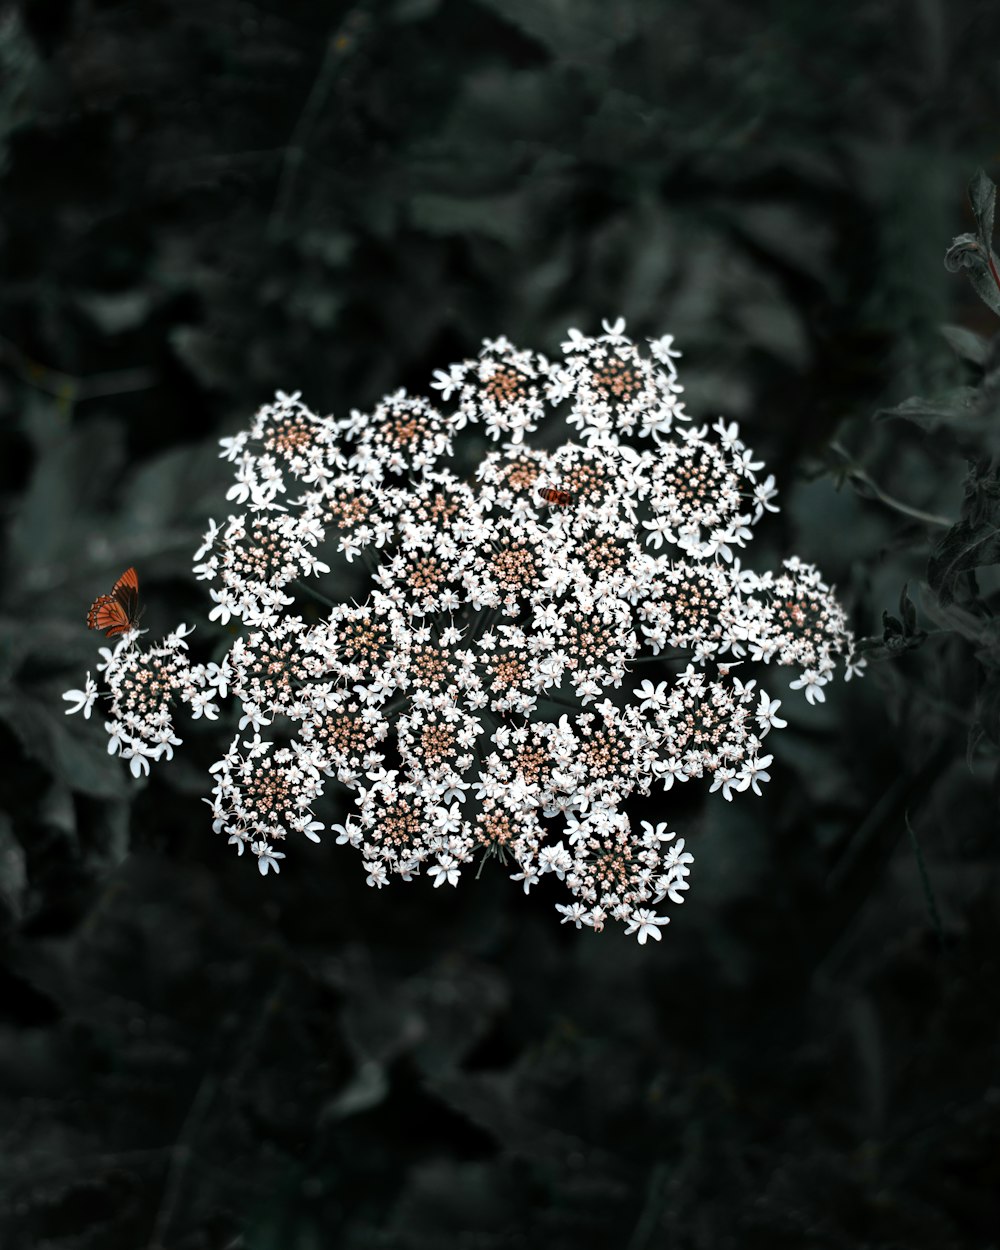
xmin=66 ymin=319 xmax=862 ymax=942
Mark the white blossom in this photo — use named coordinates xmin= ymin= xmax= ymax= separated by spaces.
xmin=64 ymin=321 xmax=862 ymax=943
xmin=63 ymin=674 xmax=98 ymax=718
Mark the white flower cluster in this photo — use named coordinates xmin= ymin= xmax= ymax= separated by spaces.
xmin=63 ymin=625 xmax=223 ymax=777
xmin=65 ymin=319 xmax=862 ymax=942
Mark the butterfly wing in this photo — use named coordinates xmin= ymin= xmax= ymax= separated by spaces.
xmin=112 ymin=567 xmax=139 ymax=624
xmin=87 ymin=568 xmax=140 ymax=636
xmin=87 ymin=594 xmax=130 ymax=636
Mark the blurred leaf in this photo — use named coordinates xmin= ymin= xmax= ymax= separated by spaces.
xmin=0 ymin=813 xmax=27 ymax=928
xmin=168 ymin=325 xmax=234 ymax=392
xmin=74 ymin=290 xmax=156 ymax=335
xmin=472 ymin=0 xmax=629 ymax=57
xmin=323 ymin=1058 xmax=389 ymax=1120
xmin=727 ymin=203 xmax=833 ymax=284
xmin=939 ymin=323 xmax=990 ymax=366
xmin=392 ymin=0 xmax=443 ymax=20
xmin=6 ymin=419 xmax=126 ymax=581
xmin=735 ymin=292 xmax=809 ymax=368
xmin=409 ymin=191 xmax=527 ymax=246
xmin=0 ymin=694 xmax=126 ymax=800
xmin=0 ymin=9 xmax=40 ymax=169
xmin=119 ymin=442 xmax=226 ymax=536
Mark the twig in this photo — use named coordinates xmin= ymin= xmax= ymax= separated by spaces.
xmin=269 ymin=12 xmax=364 ymax=235
xmin=291 ymin=578 xmax=347 ymax=611
xmin=905 ymin=810 xmax=945 ymax=949
xmin=0 ymin=331 xmax=156 ymax=401
xmin=147 ymin=1074 xmax=217 ymax=1250
xmin=829 ymin=441 xmax=953 ymax=529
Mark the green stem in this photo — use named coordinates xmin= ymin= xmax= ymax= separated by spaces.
xmin=291 ymin=579 xmax=346 ymax=611
xmin=829 ymin=442 xmax=953 ymax=529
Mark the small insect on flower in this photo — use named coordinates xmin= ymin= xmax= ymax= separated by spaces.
xmin=87 ymin=567 xmax=142 ymax=637
xmin=537 ymin=486 xmax=573 ymax=507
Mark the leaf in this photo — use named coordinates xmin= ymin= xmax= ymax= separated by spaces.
xmin=727 ymin=203 xmax=833 ymax=283
xmin=74 ymin=289 xmax=155 ymax=335
xmin=928 ymin=517 xmax=1000 ymax=605
xmin=972 ymin=671 xmax=1000 ymax=748
xmin=169 ymin=325 xmax=234 ymax=391
xmin=877 ymin=587 xmax=927 ymax=656
xmin=733 ymin=292 xmax=809 ymax=370
xmin=939 ymin=324 xmax=990 ymax=367
xmin=408 ymin=191 xmax=527 ymax=246
xmin=899 ymin=583 xmax=918 ymax=634
xmin=49 ymin=719 xmax=129 ymax=800
xmin=119 ymin=442 xmax=227 ymax=536
xmin=0 ymin=695 xmax=127 ymax=800
xmin=471 ymin=0 xmax=628 ymax=57
xmin=968 ymin=167 xmax=996 ymax=250
xmin=321 ymin=1060 xmax=389 ymax=1121
xmin=919 ymin=592 xmax=994 ymax=648
xmin=944 ymin=171 xmax=1000 ymax=318
xmin=874 ymin=387 xmax=978 ymax=430
xmin=943 ymin=232 xmax=984 ymax=275
xmin=0 ymin=813 xmax=27 ymax=928
xmin=6 ymin=416 xmax=126 ymax=578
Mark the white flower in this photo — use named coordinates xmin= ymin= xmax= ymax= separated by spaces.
xmin=639 ymin=821 xmax=675 ymax=845
xmin=188 ymin=690 xmax=219 ymax=720
xmin=654 ymin=871 xmax=690 ymax=906
xmin=332 ymin=821 xmax=361 ymax=847
xmin=708 ymin=768 xmax=744 ymax=802
xmin=752 ymin=474 xmax=779 ymax=520
xmin=431 ymin=802 xmax=462 ymax=836
xmin=430 ymin=367 xmax=461 ymax=402
xmin=789 ymin=671 xmax=828 ymax=704
xmin=238 ymin=704 xmax=271 ymax=732
xmin=253 ymin=843 xmax=286 ymax=875
xmin=648 ymin=333 xmax=681 ymax=370
xmin=538 ymin=841 xmax=572 ymax=878
xmin=428 ymin=854 xmax=461 ymax=888
xmin=63 ymin=320 xmax=862 ymax=940
xmin=634 ymin=679 xmax=668 ymax=711
xmin=365 ymin=860 xmax=388 ymax=889
xmin=642 ymin=517 xmax=674 ymax=549
xmin=756 ymin=693 xmax=787 ymax=731
xmin=712 ymin=418 xmax=743 ymax=452
xmin=125 ymin=750 xmax=151 ymax=779
xmin=207 ymin=588 xmax=238 ymax=625
xmin=738 ymin=753 xmax=773 ymax=796
xmin=63 ymin=675 xmax=98 ymax=718
xmin=300 ymin=819 xmax=324 ymax=843
xmin=555 ymin=901 xmax=592 ymax=928
xmin=624 ymin=909 xmax=670 ymax=944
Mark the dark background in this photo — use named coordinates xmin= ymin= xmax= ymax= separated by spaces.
xmin=1 ymin=1 xmax=999 ymax=1246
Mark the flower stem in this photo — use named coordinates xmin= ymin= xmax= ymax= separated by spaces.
xmin=291 ymin=579 xmax=345 ymax=611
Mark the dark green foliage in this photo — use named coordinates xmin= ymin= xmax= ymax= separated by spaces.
xmin=1 ymin=1 xmax=999 ymax=1248
xmin=944 ymin=168 xmax=1000 ymax=318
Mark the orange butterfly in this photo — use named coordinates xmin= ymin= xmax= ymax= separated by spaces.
xmin=87 ymin=567 xmax=142 ymax=637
